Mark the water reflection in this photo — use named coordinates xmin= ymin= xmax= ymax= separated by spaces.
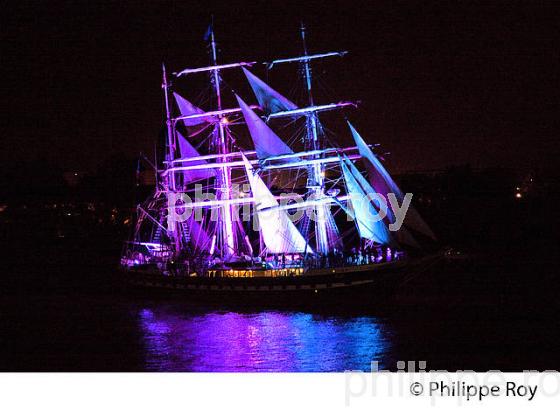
xmin=139 ymin=306 xmax=393 ymax=371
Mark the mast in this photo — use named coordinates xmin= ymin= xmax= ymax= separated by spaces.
xmin=209 ymin=28 xmax=236 ymax=258
xmin=162 ymin=64 xmax=175 ymax=163
xmin=162 ymin=63 xmax=181 ymax=251
xmin=300 ymin=23 xmax=329 ymax=255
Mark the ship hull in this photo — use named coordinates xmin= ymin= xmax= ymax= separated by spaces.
xmin=121 ymin=254 xmax=439 ymax=307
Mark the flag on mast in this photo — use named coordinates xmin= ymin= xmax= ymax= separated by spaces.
xmin=203 ymin=20 xmax=213 ymax=42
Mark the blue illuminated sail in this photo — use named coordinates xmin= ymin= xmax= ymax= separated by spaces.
xmin=348 ymin=121 xmax=436 ymax=241
xmin=340 ymin=156 xmax=392 ymax=245
xmin=242 ymin=67 xmax=298 ymax=114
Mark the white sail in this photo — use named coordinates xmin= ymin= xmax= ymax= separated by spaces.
xmin=348 ymin=121 xmax=436 ymax=241
xmin=241 ymin=153 xmax=312 ymax=254
xmin=236 ymin=94 xmax=295 ymax=160
xmin=340 ymin=156 xmax=392 ymax=245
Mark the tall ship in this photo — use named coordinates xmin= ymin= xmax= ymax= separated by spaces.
xmin=120 ymin=24 xmax=439 ymax=306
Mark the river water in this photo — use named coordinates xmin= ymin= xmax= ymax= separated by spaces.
xmin=1 ymin=290 xmax=558 ymax=371
xmin=1 ymin=226 xmax=558 ymax=371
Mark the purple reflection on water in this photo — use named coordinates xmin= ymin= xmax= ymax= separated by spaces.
xmin=138 ymin=307 xmax=392 ymax=371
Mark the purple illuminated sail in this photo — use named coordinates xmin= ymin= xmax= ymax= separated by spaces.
xmin=185 ymin=217 xmax=212 ymax=252
xmin=325 ymin=209 xmax=343 ymax=250
xmin=242 ymin=67 xmax=298 ymax=114
xmin=236 ymin=95 xmax=294 ymax=160
xmin=174 ymin=92 xmax=214 ymax=127
xmin=176 ymin=132 xmax=216 ymax=183
xmin=241 ymin=153 xmax=312 ymax=254
xmin=348 ymin=122 xmax=436 ymax=241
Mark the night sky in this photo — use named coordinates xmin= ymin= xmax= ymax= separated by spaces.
xmin=2 ymin=0 xmax=558 ymax=174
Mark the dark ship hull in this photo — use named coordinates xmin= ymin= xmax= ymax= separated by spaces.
xmin=121 ymin=253 xmax=440 ymax=307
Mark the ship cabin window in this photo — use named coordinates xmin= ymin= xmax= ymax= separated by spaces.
xmin=212 ymin=268 xmax=304 ymax=278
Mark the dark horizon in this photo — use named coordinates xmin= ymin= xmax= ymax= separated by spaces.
xmin=2 ymin=0 xmax=558 ymax=175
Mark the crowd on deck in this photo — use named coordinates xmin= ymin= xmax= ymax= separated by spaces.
xmin=123 ymin=242 xmax=405 ymax=275
xmin=267 ymin=246 xmax=404 ymax=270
